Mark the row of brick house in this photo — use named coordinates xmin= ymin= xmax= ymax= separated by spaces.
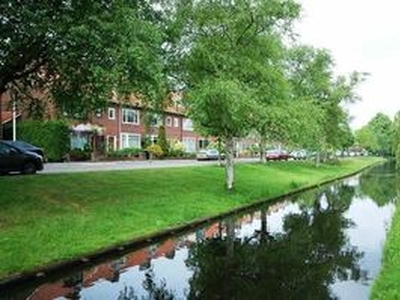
xmin=0 ymin=91 xmax=215 ymax=154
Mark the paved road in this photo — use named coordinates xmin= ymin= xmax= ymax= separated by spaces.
xmin=42 ymin=158 xmax=259 ymax=174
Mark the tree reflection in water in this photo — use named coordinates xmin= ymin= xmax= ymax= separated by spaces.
xmin=186 ymin=183 xmax=366 ymax=300
xmin=358 ymin=161 xmax=399 ymax=207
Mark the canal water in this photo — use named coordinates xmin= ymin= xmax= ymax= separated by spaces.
xmin=1 ymin=163 xmax=398 ymax=300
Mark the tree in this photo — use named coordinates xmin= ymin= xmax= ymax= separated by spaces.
xmin=0 ymin=0 xmax=166 ymax=138
xmin=173 ymin=0 xmax=300 ymax=190
xmin=355 ymin=126 xmax=378 ymax=153
xmin=157 ymin=125 xmax=169 ymax=157
xmin=367 ymin=113 xmax=393 ymax=156
xmin=393 ymin=111 xmax=400 ymax=168
xmin=285 ymin=46 xmax=364 ymax=163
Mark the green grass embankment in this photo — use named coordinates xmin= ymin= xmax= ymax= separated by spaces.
xmin=0 ymin=157 xmax=382 ymax=279
xmin=372 ymin=200 xmax=400 ymax=299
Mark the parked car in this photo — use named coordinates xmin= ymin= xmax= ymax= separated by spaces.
xmin=290 ymin=149 xmax=307 ymax=160
xmin=266 ymin=149 xmax=290 ymax=161
xmin=0 ymin=141 xmax=44 ymax=175
xmin=196 ymin=148 xmax=224 ymax=161
xmin=2 ymin=140 xmax=44 ymax=158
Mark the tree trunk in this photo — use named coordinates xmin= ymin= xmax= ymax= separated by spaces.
xmin=314 ymin=151 xmax=320 ymax=168
xmin=0 ymin=92 xmax=3 ymax=140
xmin=224 ymin=137 xmax=235 ymax=191
xmin=0 ymin=86 xmax=6 ymax=141
xmin=218 ymin=138 xmax=223 ymax=167
xmin=259 ymin=135 xmax=266 ymax=164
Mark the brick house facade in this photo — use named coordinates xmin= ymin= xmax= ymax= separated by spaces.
xmin=0 ymin=91 xmax=211 ymax=153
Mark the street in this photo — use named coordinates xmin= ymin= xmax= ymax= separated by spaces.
xmin=42 ymin=158 xmax=259 ymax=174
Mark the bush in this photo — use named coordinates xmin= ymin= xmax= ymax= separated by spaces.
xmin=69 ymin=148 xmax=91 ymax=161
xmin=18 ymin=120 xmax=70 ymax=162
xmin=146 ymin=144 xmax=163 ymax=158
xmin=157 ymin=125 xmax=169 ymax=156
xmin=107 ymin=147 xmax=142 ymax=159
xmin=168 ymin=139 xmax=186 ymax=158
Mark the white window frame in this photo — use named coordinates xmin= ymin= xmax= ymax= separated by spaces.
xmin=182 ymin=137 xmax=196 ymax=153
xmin=183 ymin=118 xmax=194 ymax=131
xmin=174 ymin=117 xmax=179 ymax=128
xmin=95 ymin=109 xmax=102 ymax=118
xmin=120 ymin=133 xmax=141 ymax=149
xmin=166 ymin=116 xmax=172 ymax=127
xmin=122 ymin=108 xmax=139 ymax=125
xmin=108 ymin=108 xmax=116 ymax=120
xmin=106 ymin=135 xmax=117 ymax=151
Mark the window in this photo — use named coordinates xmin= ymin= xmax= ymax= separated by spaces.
xmin=150 ymin=114 xmax=162 ymax=126
xmin=182 ymin=137 xmax=196 ymax=153
xmin=122 ymin=108 xmax=139 ymax=125
xmin=198 ymin=139 xmax=209 ymax=149
xmin=95 ymin=109 xmax=102 ymax=118
xmin=108 ymin=108 xmax=116 ymax=120
xmin=174 ymin=117 xmax=179 ymax=128
xmin=166 ymin=116 xmax=172 ymax=127
xmin=182 ymin=118 xmax=193 ymax=131
xmin=121 ymin=133 xmax=141 ymax=149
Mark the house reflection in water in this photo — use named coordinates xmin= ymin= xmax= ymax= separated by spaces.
xmin=27 ymin=222 xmax=224 ymax=300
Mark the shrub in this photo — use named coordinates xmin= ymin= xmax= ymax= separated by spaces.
xmin=18 ymin=120 xmax=70 ymax=162
xmin=157 ymin=125 xmax=169 ymax=156
xmin=146 ymin=144 xmax=163 ymax=158
xmin=69 ymin=148 xmax=91 ymax=161
xmin=168 ymin=139 xmax=186 ymax=158
xmin=107 ymin=147 xmax=142 ymax=159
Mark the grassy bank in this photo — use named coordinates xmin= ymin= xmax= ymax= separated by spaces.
xmin=372 ymin=200 xmax=400 ymax=299
xmin=0 ymin=157 xmax=382 ymax=279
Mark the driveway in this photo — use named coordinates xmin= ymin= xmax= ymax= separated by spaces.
xmin=42 ymin=158 xmax=259 ymax=174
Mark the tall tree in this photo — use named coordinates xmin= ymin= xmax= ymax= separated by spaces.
xmin=286 ymin=46 xmax=363 ymax=162
xmin=0 ymin=0 xmax=166 ymax=138
xmin=368 ymin=113 xmax=393 ymax=156
xmin=173 ymin=0 xmax=300 ymax=190
xmin=392 ymin=111 xmax=400 ymax=168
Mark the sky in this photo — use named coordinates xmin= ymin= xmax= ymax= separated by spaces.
xmin=295 ymin=0 xmax=400 ymax=129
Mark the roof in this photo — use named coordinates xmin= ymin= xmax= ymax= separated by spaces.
xmin=110 ymin=92 xmax=187 ymax=116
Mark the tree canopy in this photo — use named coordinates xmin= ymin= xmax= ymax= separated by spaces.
xmin=0 ymin=0 xmax=166 ymax=113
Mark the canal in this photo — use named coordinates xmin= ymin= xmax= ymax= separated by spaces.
xmin=1 ymin=162 xmax=398 ymax=299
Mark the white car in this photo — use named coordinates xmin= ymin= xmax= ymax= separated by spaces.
xmin=196 ymin=149 xmax=224 ymax=161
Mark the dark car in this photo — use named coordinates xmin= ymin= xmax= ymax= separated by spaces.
xmin=266 ymin=149 xmax=289 ymax=161
xmin=2 ymin=140 xmax=44 ymax=158
xmin=0 ymin=141 xmax=44 ymax=175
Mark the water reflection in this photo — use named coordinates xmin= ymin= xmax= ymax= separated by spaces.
xmin=1 ymin=163 xmax=397 ymax=300
xmin=186 ymin=183 xmax=364 ymax=300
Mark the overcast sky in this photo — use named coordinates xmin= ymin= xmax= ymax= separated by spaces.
xmin=295 ymin=0 xmax=400 ymax=129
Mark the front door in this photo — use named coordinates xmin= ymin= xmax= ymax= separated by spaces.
xmin=107 ymin=136 xmax=116 ymax=152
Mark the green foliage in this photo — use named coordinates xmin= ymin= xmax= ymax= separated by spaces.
xmin=356 ymin=113 xmax=393 ymax=156
xmin=285 ymin=46 xmax=364 ymax=152
xmin=107 ymin=147 xmax=142 ymax=159
xmin=0 ymin=0 xmax=166 ymax=115
xmin=157 ymin=125 xmax=169 ymax=156
xmin=188 ymin=79 xmax=255 ymax=139
xmin=146 ymin=144 xmax=164 ymax=158
xmin=168 ymin=139 xmax=186 ymax=158
xmin=69 ymin=148 xmax=91 ymax=161
xmin=18 ymin=120 xmax=70 ymax=161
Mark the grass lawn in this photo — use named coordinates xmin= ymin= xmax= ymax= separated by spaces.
xmin=0 ymin=157 xmax=383 ymax=280
xmin=372 ymin=200 xmax=400 ymax=299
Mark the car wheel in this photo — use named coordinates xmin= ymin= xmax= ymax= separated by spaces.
xmin=22 ymin=162 xmax=37 ymax=175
